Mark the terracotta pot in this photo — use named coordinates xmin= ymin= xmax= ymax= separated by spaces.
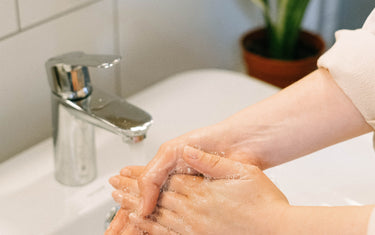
xmin=241 ymin=28 xmax=325 ymax=88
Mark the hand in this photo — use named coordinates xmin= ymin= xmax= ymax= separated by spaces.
xmin=124 ymin=147 xmax=289 ymax=235
xmin=122 ymin=123 xmax=266 ymax=216
xmin=108 ymin=165 xmax=181 ymax=235
xmin=104 ymin=208 xmax=140 ymax=235
xmin=108 ymin=165 xmax=183 ymax=235
xmin=105 ymin=166 xmax=145 ymax=235
xmin=108 ymin=148 xmax=374 ymax=235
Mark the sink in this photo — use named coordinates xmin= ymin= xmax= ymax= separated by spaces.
xmin=1 ymin=69 xmax=375 ymax=234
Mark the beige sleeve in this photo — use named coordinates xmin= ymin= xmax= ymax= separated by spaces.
xmin=368 ymin=208 xmax=375 ymax=235
xmin=318 ymin=10 xmax=375 ymax=235
xmin=317 ymin=9 xmax=375 ymax=129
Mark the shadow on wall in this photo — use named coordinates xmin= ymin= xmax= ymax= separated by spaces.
xmin=338 ymin=0 xmax=375 ymax=30
xmin=235 ymin=0 xmax=262 ymax=22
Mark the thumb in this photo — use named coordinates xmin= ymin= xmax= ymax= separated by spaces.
xmin=182 ymin=146 xmax=255 ymax=179
xmin=137 ymin=152 xmax=178 ymax=216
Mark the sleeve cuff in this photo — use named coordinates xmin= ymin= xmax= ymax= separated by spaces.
xmin=318 ymin=29 xmax=375 ymax=129
xmin=368 ymin=207 xmax=375 ymax=235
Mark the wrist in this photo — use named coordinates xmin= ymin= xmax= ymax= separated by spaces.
xmin=211 ymin=121 xmax=270 ymax=168
xmin=268 ymin=204 xmax=293 ymax=235
xmin=280 ymin=205 xmax=374 ymax=235
xmin=215 ymin=118 xmax=280 ymax=169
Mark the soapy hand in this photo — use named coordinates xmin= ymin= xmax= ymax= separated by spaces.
xmin=109 ymin=147 xmax=289 ymax=235
xmin=121 ymin=123 xmax=266 ymax=216
xmin=105 ymin=166 xmax=145 ymax=235
xmin=133 ymin=147 xmax=289 ymax=234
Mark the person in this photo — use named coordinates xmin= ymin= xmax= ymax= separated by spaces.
xmin=106 ymin=9 xmax=375 ymax=235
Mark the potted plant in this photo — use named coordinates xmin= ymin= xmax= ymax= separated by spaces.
xmin=241 ymin=0 xmax=325 ymax=88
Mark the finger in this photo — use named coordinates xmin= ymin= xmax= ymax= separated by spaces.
xmin=120 ymin=166 xmax=145 ymax=178
xmin=109 ymin=175 xmax=139 ymax=195
xmin=129 ymin=213 xmax=179 ymax=235
xmin=112 ymin=190 xmax=141 ymax=210
xmin=138 ymin=146 xmax=181 ymax=216
xmin=182 ymin=146 xmax=256 ymax=179
xmin=120 ymin=224 xmax=143 ymax=235
xmin=157 ymin=191 xmax=188 ymax=214
xmin=167 ymin=174 xmax=203 ymax=196
xmin=155 ymin=207 xmax=191 ymax=234
xmin=105 ymin=208 xmax=129 ymax=235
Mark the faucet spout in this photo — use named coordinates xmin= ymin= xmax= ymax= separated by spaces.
xmin=46 ymin=52 xmax=153 ymax=186
xmin=62 ymin=88 xmax=153 ymax=142
xmin=51 ymin=88 xmax=152 ymax=186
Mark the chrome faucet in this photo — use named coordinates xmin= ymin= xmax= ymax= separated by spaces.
xmin=45 ymin=52 xmax=153 ymax=186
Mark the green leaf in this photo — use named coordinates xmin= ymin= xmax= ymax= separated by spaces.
xmin=268 ymin=0 xmax=310 ymax=59
xmin=249 ymin=0 xmax=311 ymax=59
xmin=250 ymin=0 xmax=267 ymax=12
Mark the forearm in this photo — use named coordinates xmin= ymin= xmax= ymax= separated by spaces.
xmin=218 ymin=68 xmax=372 ymax=169
xmin=279 ymin=205 xmax=374 ymax=235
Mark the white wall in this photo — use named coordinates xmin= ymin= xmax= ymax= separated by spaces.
xmin=117 ymin=0 xmax=262 ymax=96
xmin=0 ymin=0 xmax=373 ymax=163
xmin=116 ymin=0 xmax=361 ymax=97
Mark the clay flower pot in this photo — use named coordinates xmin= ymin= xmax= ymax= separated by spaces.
xmin=241 ymin=28 xmax=325 ymax=88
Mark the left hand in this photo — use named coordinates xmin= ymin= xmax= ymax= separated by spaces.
xmin=132 ymin=146 xmax=290 ymax=234
xmin=105 ymin=166 xmax=145 ymax=235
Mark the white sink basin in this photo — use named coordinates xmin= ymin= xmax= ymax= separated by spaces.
xmin=1 ymin=69 xmax=375 ymax=234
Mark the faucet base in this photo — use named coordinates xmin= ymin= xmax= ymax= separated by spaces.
xmin=52 ymin=96 xmax=97 ymax=186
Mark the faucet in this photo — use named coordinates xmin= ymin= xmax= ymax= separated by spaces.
xmin=45 ymin=52 xmax=153 ymax=186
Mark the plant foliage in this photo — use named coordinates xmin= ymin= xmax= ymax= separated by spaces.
xmin=251 ymin=0 xmax=311 ymax=60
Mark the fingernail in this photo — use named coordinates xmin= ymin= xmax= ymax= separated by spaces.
xmin=184 ymin=146 xmax=199 ymax=159
xmin=112 ymin=190 xmax=124 ymax=203
xmin=120 ymin=168 xmax=131 ymax=176
xmin=129 ymin=212 xmax=139 ymax=223
xmin=129 ymin=212 xmax=137 ymax=219
xmin=109 ymin=176 xmax=120 ymax=187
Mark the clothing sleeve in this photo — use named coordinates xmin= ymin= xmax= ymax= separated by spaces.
xmin=317 ymin=9 xmax=375 ymax=129
xmin=368 ymin=208 xmax=375 ymax=235
xmin=318 ymin=10 xmax=375 ymax=235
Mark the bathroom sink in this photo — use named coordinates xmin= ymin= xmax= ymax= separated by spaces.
xmin=1 ymin=69 xmax=375 ymax=234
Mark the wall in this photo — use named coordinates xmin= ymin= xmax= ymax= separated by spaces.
xmin=303 ymin=0 xmax=375 ymax=47
xmin=0 ymin=0 xmax=263 ymax=162
xmin=0 ymin=0 xmax=374 ymax=163
xmin=116 ymin=0 xmax=373 ymax=97
xmin=117 ymin=0 xmax=262 ymax=96
xmin=337 ymin=0 xmax=375 ymax=30
xmin=0 ymin=0 xmax=118 ymax=162
xmin=302 ymin=0 xmax=340 ymax=46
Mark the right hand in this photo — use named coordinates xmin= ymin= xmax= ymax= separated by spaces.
xmin=121 ymin=122 xmax=265 ymax=216
xmin=128 ymin=147 xmax=289 ymax=235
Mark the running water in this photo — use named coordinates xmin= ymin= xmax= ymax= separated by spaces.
xmin=125 ymin=140 xmax=149 ymax=166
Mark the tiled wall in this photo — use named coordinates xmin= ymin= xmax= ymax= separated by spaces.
xmin=1 ymin=0 xmax=369 ymax=163
xmin=0 ymin=1 xmax=18 ymax=38
xmin=0 ymin=0 xmax=118 ymax=162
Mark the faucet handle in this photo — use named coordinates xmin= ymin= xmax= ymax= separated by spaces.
xmin=48 ymin=51 xmax=121 ymax=68
xmin=45 ymin=51 xmax=121 ymax=100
